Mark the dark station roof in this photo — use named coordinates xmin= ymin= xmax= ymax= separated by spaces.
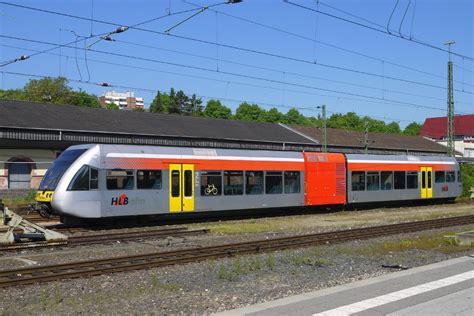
xmin=0 ymin=100 xmax=316 ymax=150
xmin=0 ymin=100 xmax=447 ymax=155
xmin=290 ymin=125 xmax=447 ymax=154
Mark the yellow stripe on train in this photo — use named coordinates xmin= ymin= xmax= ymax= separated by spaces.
xmin=35 ymin=191 xmax=54 ymax=202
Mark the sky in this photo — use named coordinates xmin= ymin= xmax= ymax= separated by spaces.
xmin=0 ymin=0 xmax=473 ymax=128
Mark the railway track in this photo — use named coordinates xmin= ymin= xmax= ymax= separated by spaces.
xmin=1 ymin=215 xmax=473 ymax=288
xmin=0 ymin=227 xmax=209 ymax=251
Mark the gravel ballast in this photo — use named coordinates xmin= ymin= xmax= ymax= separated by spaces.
xmin=0 ymin=202 xmax=473 ymax=314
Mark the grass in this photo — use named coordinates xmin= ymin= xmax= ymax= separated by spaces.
xmin=2 ymin=190 xmax=36 ymax=207
xmin=353 ymin=229 xmax=474 ymax=257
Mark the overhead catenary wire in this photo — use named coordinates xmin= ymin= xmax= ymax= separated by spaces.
xmin=2 ymin=1 xmax=473 ymax=95
xmin=7 ymin=42 xmax=470 ymax=113
xmin=1 ymin=70 xmax=423 ymax=124
xmin=184 ymin=0 xmax=472 ymax=87
xmin=2 ymin=34 xmax=470 ymax=115
xmin=283 ymin=0 xmax=474 ymax=62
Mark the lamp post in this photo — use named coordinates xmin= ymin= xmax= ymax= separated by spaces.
xmin=317 ymin=104 xmax=327 ymax=152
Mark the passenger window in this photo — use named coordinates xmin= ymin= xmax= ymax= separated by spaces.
xmin=367 ymin=172 xmax=380 ymax=191
xmin=68 ymin=165 xmax=90 ymax=191
xmin=427 ymin=171 xmax=432 ymax=189
xmin=457 ymin=170 xmax=462 ymax=182
xmin=284 ymin=171 xmax=300 ymax=193
xmin=171 ymin=170 xmax=180 ymax=197
xmin=446 ymin=171 xmax=455 ymax=183
xmin=246 ymin=171 xmax=264 ymax=195
xmin=265 ymin=171 xmax=283 ymax=194
xmin=407 ymin=172 xmax=418 ymax=189
xmin=381 ymin=171 xmax=393 ymax=190
xmin=394 ymin=171 xmax=406 ymax=190
xmin=224 ymin=171 xmax=243 ymax=195
xmin=351 ymin=171 xmax=365 ymax=191
xmin=90 ymin=168 xmax=99 ymax=190
xmin=106 ymin=170 xmax=134 ymax=190
xmin=137 ymin=170 xmax=162 ymax=189
xmin=201 ymin=171 xmax=222 ymax=196
xmin=435 ymin=171 xmax=445 ymax=183
xmin=184 ymin=170 xmax=193 ymax=197
xmin=421 ymin=171 xmax=426 ymax=189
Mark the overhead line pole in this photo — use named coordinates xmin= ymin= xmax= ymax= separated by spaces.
xmin=317 ymin=104 xmax=327 ymax=152
xmin=445 ymin=41 xmax=455 ymax=157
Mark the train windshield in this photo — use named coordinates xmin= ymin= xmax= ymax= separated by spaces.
xmin=39 ymin=149 xmax=88 ymax=191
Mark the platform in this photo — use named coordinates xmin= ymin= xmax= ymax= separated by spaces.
xmin=217 ymin=255 xmax=474 ymax=316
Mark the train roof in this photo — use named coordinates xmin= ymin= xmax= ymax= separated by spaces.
xmin=346 ymin=154 xmax=457 ymax=163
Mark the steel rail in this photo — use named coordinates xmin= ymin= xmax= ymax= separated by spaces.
xmin=0 ymin=215 xmax=473 ymax=287
xmin=0 ymin=227 xmax=207 ymax=251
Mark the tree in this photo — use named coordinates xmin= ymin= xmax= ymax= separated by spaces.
xmin=189 ymin=94 xmax=203 ymax=116
xmin=150 ymin=91 xmax=168 ymax=113
xmin=384 ymin=121 xmax=402 ymax=134
xmin=284 ymin=108 xmax=308 ymax=125
xmin=262 ymin=107 xmax=284 ymax=123
xmin=0 ymin=77 xmax=99 ymax=107
xmin=204 ymin=99 xmax=232 ymax=119
xmin=106 ymin=102 xmax=119 ymax=110
xmin=133 ymin=107 xmax=145 ymax=112
xmin=165 ymin=88 xmax=178 ymax=114
xmin=234 ymin=102 xmax=265 ymax=121
xmin=403 ymin=122 xmax=422 ymax=136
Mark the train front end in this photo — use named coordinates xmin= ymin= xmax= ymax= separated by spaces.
xmin=34 ymin=145 xmax=94 ymax=218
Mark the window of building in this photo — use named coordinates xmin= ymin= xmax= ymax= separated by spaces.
xmin=446 ymin=171 xmax=456 ymax=183
xmin=367 ymin=172 xmax=380 ymax=191
xmin=394 ymin=171 xmax=406 ymax=190
xmin=381 ymin=171 xmax=393 ymax=190
xmin=351 ymin=171 xmax=365 ymax=191
xmin=407 ymin=172 xmax=418 ymax=189
xmin=435 ymin=171 xmax=445 ymax=183
xmin=137 ymin=170 xmax=162 ymax=189
xmin=201 ymin=171 xmax=222 ymax=196
xmin=284 ymin=171 xmax=301 ymax=193
xmin=246 ymin=171 xmax=263 ymax=195
xmin=171 ymin=170 xmax=180 ymax=197
xmin=106 ymin=170 xmax=134 ymax=190
xmin=265 ymin=171 xmax=283 ymax=194
xmin=224 ymin=171 xmax=243 ymax=196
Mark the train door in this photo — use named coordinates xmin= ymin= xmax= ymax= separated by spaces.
xmin=420 ymin=167 xmax=433 ymax=199
xmin=169 ymin=164 xmax=195 ymax=212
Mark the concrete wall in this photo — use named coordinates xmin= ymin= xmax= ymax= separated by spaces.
xmin=430 ymin=139 xmax=474 ymax=157
xmin=0 ymin=149 xmax=59 ymax=190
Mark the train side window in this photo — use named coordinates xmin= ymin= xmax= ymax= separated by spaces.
xmin=427 ymin=171 xmax=432 ymax=189
xmin=106 ymin=170 xmax=134 ymax=190
xmin=90 ymin=168 xmax=99 ymax=190
xmin=68 ymin=165 xmax=90 ymax=191
xmin=457 ymin=170 xmax=462 ymax=182
xmin=224 ymin=171 xmax=243 ymax=196
xmin=137 ymin=170 xmax=162 ymax=189
xmin=351 ymin=171 xmax=365 ymax=191
xmin=184 ymin=170 xmax=193 ymax=197
xmin=265 ymin=171 xmax=283 ymax=194
xmin=284 ymin=171 xmax=300 ymax=193
xmin=446 ymin=171 xmax=455 ymax=183
xmin=394 ymin=171 xmax=406 ymax=190
xmin=201 ymin=171 xmax=222 ymax=196
xmin=407 ymin=172 xmax=418 ymax=189
xmin=171 ymin=170 xmax=180 ymax=197
xmin=367 ymin=172 xmax=380 ymax=191
xmin=435 ymin=171 xmax=445 ymax=183
xmin=381 ymin=171 xmax=393 ymax=190
xmin=246 ymin=171 xmax=263 ymax=195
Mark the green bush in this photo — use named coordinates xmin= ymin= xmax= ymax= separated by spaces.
xmin=461 ymin=164 xmax=474 ymax=197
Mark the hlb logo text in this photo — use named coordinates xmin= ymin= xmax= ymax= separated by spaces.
xmin=111 ymin=194 xmax=128 ymax=206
